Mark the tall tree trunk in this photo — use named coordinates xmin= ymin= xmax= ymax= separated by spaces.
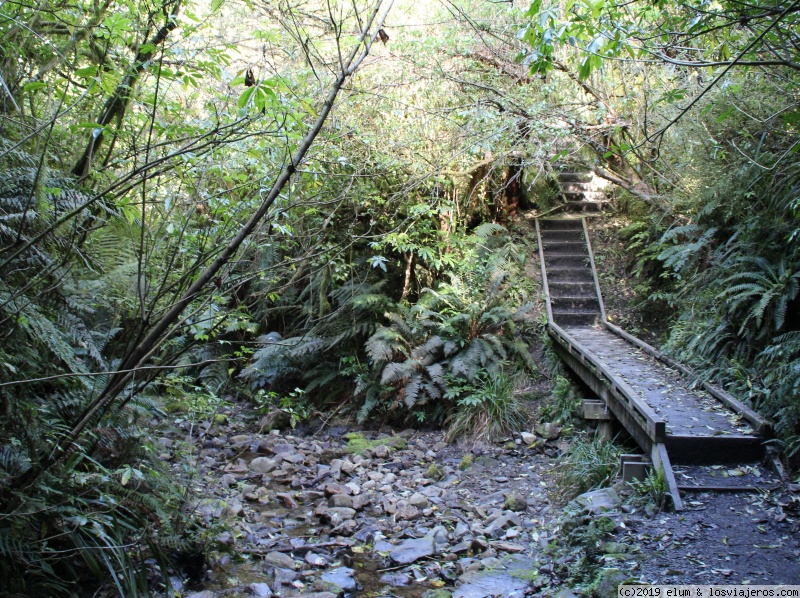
xmin=72 ymin=0 xmax=181 ymax=178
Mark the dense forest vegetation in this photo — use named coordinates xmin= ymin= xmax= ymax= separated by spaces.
xmin=1 ymin=0 xmax=798 ymax=594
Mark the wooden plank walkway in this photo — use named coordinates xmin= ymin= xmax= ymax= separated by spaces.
xmin=535 ymin=217 xmax=771 ymax=509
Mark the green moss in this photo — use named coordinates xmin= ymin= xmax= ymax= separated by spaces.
xmin=344 ymin=432 xmax=407 ymax=455
xmin=459 ymin=453 xmax=473 ymax=470
xmin=425 ymin=463 xmax=444 ymax=480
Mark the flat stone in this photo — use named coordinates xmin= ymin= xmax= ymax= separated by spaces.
xmin=396 ymin=505 xmax=421 ymax=521
xmin=390 ymin=536 xmax=435 ymax=564
xmin=535 ymin=423 xmax=562 ymax=441
xmin=380 ymin=572 xmax=412 ymax=586
xmin=520 ymin=432 xmax=536 ymax=446
xmin=248 ymin=583 xmax=271 ymax=597
xmin=249 ymin=457 xmax=278 ymax=474
xmin=327 ymin=506 xmax=356 ymax=520
xmin=264 ymin=551 xmax=297 ymax=570
xmin=409 ymin=492 xmax=429 ymax=509
xmin=574 ymin=487 xmax=620 ymax=514
xmin=328 ymin=494 xmax=354 ymax=508
xmin=320 ymin=567 xmax=357 ymax=591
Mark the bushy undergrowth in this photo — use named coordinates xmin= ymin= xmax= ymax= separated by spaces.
xmin=623 ymin=157 xmax=800 ymax=469
xmin=240 ymin=223 xmax=540 ymax=434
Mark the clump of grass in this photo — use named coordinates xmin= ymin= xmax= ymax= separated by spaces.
xmin=343 ymin=432 xmax=407 ymax=455
xmin=539 ymin=375 xmax=581 ymax=425
xmin=554 ymin=433 xmax=620 ymax=501
xmin=444 ymin=370 xmax=527 ymax=444
xmin=459 ymin=454 xmax=473 ymax=470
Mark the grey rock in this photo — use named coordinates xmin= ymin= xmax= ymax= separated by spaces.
xmin=248 ymin=582 xmax=272 ymax=597
xmin=380 ymin=572 xmax=412 ymax=586
xmin=409 ymin=492 xmax=430 ymax=509
xmin=327 ymin=506 xmax=356 ymax=520
xmin=520 ymin=432 xmax=536 ymax=446
xmin=390 ymin=536 xmax=435 ymax=564
xmin=534 ymin=423 xmax=562 ymax=441
xmin=328 ymin=494 xmax=354 ymax=508
xmin=320 ymin=566 xmax=357 ymax=591
xmin=574 ymin=487 xmax=620 ymax=514
xmin=264 ymin=551 xmax=297 ymax=570
xmin=249 ymin=457 xmax=278 ymax=474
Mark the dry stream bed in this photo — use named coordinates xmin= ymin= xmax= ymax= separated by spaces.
xmin=153 ymin=409 xmax=800 ymax=597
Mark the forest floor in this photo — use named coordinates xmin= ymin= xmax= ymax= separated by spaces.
xmin=154 ymin=405 xmax=800 ymax=598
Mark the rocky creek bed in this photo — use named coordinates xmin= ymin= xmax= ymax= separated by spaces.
xmin=153 ymin=408 xmax=800 ymax=597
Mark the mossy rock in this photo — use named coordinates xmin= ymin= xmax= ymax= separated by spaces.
xmin=590 ymin=567 xmax=631 ymax=598
xmin=459 ymin=454 xmax=473 ymax=470
xmin=503 ymin=492 xmax=528 ymax=512
xmin=421 ymin=590 xmax=452 ymax=598
xmin=425 ymin=463 xmax=444 ymax=481
xmin=344 ymin=432 xmax=407 ymax=455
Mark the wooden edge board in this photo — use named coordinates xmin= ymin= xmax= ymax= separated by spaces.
xmin=583 ymin=399 xmax=612 ymax=420
xmin=677 ymin=485 xmax=779 ymax=493
xmin=603 ymin=321 xmax=769 ymax=436
xmin=550 ymin=322 xmax=665 ymax=441
xmin=581 ymin=217 xmax=607 ymax=322
xmin=651 ymin=442 xmax=684 ymax=511
xmin=534 ymin=219 xmax=554 ymax=325
xmin=552 ymin=340 xmax=655 ymax=452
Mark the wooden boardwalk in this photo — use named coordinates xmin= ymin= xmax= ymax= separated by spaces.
xmin=536 ymin=218 xmax=771 ymax=509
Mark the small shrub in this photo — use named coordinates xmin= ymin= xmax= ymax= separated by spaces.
xmin=540 ymin=375 xmax=581 ymax=426
xmin=628 ymin=466 xmax=667 ymax=510
xmin=459 ymin=453 xmax=473 ymax=470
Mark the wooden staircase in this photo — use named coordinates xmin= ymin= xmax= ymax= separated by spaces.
xmin=535 ymin=217 xmax=772 ymax=510
xmin=556 ymin=167 xmax=611 ymax=213
xmin=536 ymin=219 xmax=603 ymax=326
